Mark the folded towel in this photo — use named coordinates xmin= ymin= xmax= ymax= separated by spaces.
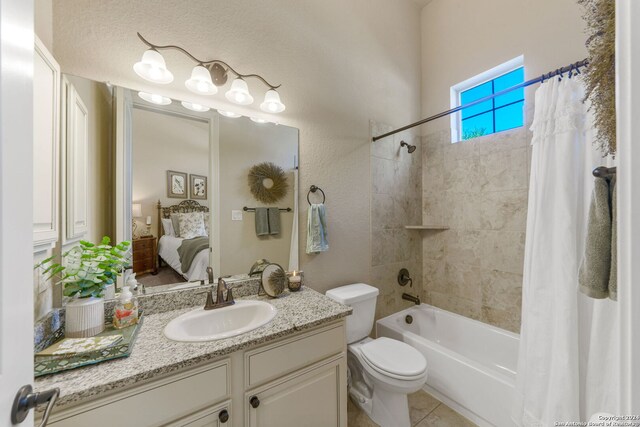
xmin=579 ymin=177 xmax=612 ymax=299
xmin=609 ymin=176 xmax=617 ymax=301
xmin=306 ymin=203 xmax=329 ymax=254
xmin=268 ymin=207 xmax=281 ymax=236
xmin=255 ymin=208 xmax=270 ymax=236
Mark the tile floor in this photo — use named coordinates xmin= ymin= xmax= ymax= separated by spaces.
xmin=347 ymin=389 xmax=478 ymax=427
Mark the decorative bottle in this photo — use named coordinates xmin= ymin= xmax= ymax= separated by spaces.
xmin=113 ymin=286 xmax=139 ymax=329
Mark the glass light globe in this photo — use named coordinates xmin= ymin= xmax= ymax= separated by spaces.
xmin=133 ymin=49 xmax=173 ymax=84
xmin=218 ymin=110 xmax=242 ymax=118
xmin=138 ymin=91 xmax=172 ymax=105
xmin=185 ymin=66 xmax=218 ymax=95
xmin=181 ymin=101 xmax=210 ymax=112
xmin=225 ymin=78 xmax=254 ymax=105
xmin=260 ymin=90 xmax=286 ymax=113
xmin=250 ymin=117 xmax=268 ymax=124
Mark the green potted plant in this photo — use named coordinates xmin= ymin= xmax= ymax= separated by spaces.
xmin=36 ymin=237 xmax=131 ymax=338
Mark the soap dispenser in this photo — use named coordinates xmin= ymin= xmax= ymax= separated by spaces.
xmin=113 ymin=286 xmax=139 ymax=329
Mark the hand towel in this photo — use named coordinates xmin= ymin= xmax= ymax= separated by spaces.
xmin=255 ymin=208 xmax=270 ymax=236
xmin=609 ymin=176 xmax=617 ymax=301
xmin=578 ymin=177 xmax=612 ymax=298
xmin=306 ymin=203 xmax=329 ymax=254
xmin=268 ymin=207 xmax=281 ymax=235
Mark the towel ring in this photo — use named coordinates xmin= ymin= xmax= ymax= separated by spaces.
xmin=307 ymin=185 xmax=326 ymax=205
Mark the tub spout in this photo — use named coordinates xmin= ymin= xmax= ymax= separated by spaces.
xmin=402 ymin=293 xmax=421 ymax=305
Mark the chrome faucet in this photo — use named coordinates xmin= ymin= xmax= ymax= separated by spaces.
xmin=402 ymin=293 xmax=421 ymax=306
xmin=203 ymin=277 xmax=235 ymax=310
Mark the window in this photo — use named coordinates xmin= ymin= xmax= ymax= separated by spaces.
xmin=450 ymin=57 xmax=525 ymax=142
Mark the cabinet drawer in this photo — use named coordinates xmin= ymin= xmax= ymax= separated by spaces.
xmin=48 ymin=361 xmax=229 ymax=427
xmin=133 ymin=238 xmax=154 ymax=250
xmin=245 ymin=323 xmax=345 ymax=388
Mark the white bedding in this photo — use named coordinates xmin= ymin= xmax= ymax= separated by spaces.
xmin=158 ymin=235 xmax=209 ymax=282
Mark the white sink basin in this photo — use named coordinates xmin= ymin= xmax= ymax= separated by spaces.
xmin=164 ymin=300 xmax=277 ymax=342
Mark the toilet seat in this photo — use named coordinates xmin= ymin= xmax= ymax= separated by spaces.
xmin=359 ymin=337 xmax=427 ymax=380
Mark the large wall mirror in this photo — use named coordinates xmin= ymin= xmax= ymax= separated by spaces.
xmin=54 ymin=74 xmax=299 ymax=302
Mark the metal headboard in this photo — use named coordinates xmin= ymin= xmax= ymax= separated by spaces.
xmin=156 ymin=199 xmax=209 ymax=237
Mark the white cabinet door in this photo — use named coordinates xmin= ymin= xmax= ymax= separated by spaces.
xmin=62 ymin=78 xmax=89 ymax=243
xmin=246 ymin=358 xmax=345 ymax=427
xmin=33 ymin=36 xmax=60 ymax=250
xmin=167 ymin=401 xmax=231 ymax=427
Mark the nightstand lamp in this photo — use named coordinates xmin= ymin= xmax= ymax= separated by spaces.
xmin=132 ymin=203 xmax=142 ymax=239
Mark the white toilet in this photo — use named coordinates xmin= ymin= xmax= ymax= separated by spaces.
xmin=326 ymin=283 xmax=428 ymax=427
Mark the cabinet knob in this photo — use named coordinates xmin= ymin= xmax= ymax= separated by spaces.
xmin=218 ymin=409 xmax=229 ymax=423
xmin=250 ymin=395 xmax=260 ymax=408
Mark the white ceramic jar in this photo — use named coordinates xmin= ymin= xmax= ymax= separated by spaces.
xmin=65 ymin=296 xmax=105 ymax=338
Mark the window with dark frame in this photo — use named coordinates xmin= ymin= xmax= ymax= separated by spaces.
xmin=459 ymin=67 xmax=524 ymax=141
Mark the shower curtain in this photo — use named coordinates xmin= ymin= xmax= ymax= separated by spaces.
xmin=288 ymin=168 xmax=299 ymax=271
xmin=512 ymin=77 xmax=619 ymax=426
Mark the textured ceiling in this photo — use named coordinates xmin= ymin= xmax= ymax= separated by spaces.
xmin=51 ymin=1 xmax=425 ymax=120
xmin=411 ymin=0 xmax=434 ymax=8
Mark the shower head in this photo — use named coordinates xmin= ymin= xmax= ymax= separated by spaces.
xmin=400 ymin=140 xmax=417 ymax=154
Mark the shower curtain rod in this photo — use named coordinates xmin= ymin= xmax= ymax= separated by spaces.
xmin=371 ymin=58 xmax=589 ymax=142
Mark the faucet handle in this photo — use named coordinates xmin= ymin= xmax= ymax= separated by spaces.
xmin=225 ymin=287 xmax=234 ymax=304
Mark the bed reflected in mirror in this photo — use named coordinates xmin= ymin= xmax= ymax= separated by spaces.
xmin=129 ymin=101 xmax=213 ymax=291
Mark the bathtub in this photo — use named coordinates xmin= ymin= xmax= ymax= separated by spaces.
xmin=376 ymin=304 xmax=519 ymax=427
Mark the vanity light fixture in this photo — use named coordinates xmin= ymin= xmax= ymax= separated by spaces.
xmin=260 ymin=90 xmax=286 ymax=113
xmin=135 ymin=33 xmax=286 ymax=112
xmin=133 ymin=49 xmax=174 ymax=84
xmin=218 ymin=110 xmax=242 ymax=118
xmin=138 ymin=91 xmax=172 ymax=105
xmin=185 ymin=65 xmax=218 ymax=95
xmin=225 ymin=78 xmax=254 ymax=105
xmin=250 ymin=117 xmax=269 ymax=124
xmin=181 ymin=101 xmax=210 ymax=112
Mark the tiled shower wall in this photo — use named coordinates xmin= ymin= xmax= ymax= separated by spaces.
xmin=370 ymin=121 xmax=423 ymax=320
xmin=421 ymin=126 xmax=530 ymax=333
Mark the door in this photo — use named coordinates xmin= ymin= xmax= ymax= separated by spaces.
xmin=246 ymin=359 xmax=345 ymax=427
xmin=0 ymin=0 xmax=36 ymax=426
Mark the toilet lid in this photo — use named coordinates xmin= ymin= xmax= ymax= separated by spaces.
xmin=360 ymin=337 xmax=427 ymax=378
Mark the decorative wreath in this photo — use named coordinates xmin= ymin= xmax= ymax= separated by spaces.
xmin=578 ymin=0 xmax=616 ymax=155
xmin=248 ymin=162 xmax=289 ymax=204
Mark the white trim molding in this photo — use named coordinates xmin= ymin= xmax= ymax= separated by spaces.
xmin=616 ymin=0 xmax=640 ymax=414
xmin=32 ymin=36 xmax=60 ymax=250
xmin=62 ymin=77 xmax=90 ymax=243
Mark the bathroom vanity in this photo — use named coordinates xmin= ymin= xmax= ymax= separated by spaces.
xmin=35 ymin=288 xmax=351 ymax=427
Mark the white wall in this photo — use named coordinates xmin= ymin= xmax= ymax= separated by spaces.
xmin=421 ymin=0 xmax=587 ymax=130
xmin=219 ymin=116 xmax=298 ymax=276
xmin=131 ymin=108 xmax=209 ymax=235
xmin=50 ymin=0 xmax=423 ymax=293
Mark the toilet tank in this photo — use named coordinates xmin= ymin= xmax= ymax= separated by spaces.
xmin=326 ymin=284 xmax=379 ymax=344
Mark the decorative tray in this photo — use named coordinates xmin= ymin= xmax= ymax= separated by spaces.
xmin=34 ymin=312 xmax=144 ymax=377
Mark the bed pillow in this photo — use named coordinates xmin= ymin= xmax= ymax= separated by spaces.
xmin=161 ymin=218 xmax=175 ymax=237
xmin=203 ymin=212 xmax=210 ymax=236
xmin=177 ymin=212 xmax=207 ymax=239
xmin=171 ymin=214 xmax=181 ymax=237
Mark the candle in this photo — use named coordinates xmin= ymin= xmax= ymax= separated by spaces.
xmin=288 ymin=270 xmax=303 ymax=291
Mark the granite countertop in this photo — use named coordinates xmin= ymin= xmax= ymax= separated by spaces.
xmin=34 ymin=287 xmax=351 ymax=409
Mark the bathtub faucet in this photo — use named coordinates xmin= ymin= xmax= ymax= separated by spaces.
xmin=402 ymin=293 xmax=421 ymax=305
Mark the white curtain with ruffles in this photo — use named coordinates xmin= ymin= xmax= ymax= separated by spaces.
xmin=512 ymin=77 xmax=619 ymax=426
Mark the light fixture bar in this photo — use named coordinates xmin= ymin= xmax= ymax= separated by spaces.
xmin=137 ymin=32 xmax=281 ymax=90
